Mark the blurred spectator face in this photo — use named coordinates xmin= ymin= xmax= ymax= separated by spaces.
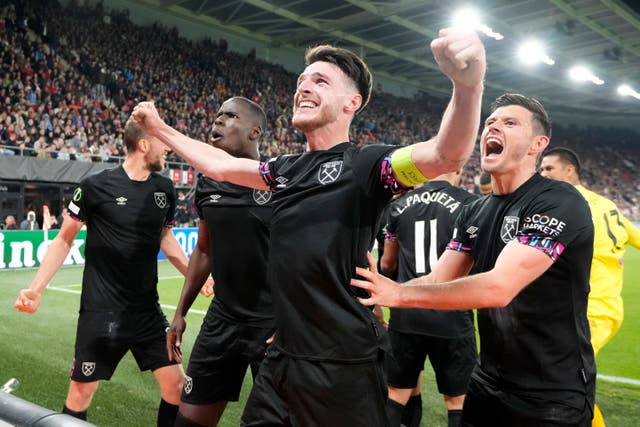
xmin=5 ymin=215 xmax=17 ymax=228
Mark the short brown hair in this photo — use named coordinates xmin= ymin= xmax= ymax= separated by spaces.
xmin=491 ymin=93 xmax=551 ymax=138
xmin=304 ymin=45 xmax=372 ymax=114
xmin=123 ymin=118 xmax=146 ymax=153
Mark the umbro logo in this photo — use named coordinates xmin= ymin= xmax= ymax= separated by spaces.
xmin=116 ymin=196 xmax=127 ymax=205
xmin=466 ymin=226 xmax=478 ymax=238
xmin=274 ymin=176 xmax=288 ymax=189
xmin=209 ymin=194 xmax=222 ymax=202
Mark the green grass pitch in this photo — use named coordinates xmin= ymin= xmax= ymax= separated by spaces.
xmin=0 ymin=247 xmax=638 ymax=426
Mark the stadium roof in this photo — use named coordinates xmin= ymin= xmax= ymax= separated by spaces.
xmin=140 ymin=0 xmax=640 ymax=129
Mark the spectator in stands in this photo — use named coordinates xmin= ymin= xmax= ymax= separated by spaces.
xmin=14 ymin=118 xmax=211 ymax=426
xmin=174 ymin=190 xmax=191 ymax=228
xmin=56 ymin=206 xmax=68 ymax=226
xmin=3 ymin=214 xmax=17 ymax=229
xmin=478 ymin=171 xmax=492 ymax=195
xmin=540 ymin=147 xmax=640 ymax=427
xmin=133 ymin=28 xmax=485 ymax=425
xmin=19 ymin=210 xmax=39 ymax=230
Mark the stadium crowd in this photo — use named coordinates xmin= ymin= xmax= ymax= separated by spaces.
xmin=0 ymin=0 xmax=638 ymax=222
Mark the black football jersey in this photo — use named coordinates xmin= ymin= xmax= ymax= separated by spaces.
xmin=195 ymin=176 xmax=274 ymax=326
xmin=260 ymin=142 xmax=398 ymax=362
xmin=386 ymin=181 xmax=478 ymax=337
xmin=67 ymin=166 xmax=176 ymax=311
xmin=448 ymin=174 xmax=595 ymax=413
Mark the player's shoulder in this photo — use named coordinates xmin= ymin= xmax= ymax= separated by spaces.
xmin=576 ymin=185 xmax=618 ymax=210
xmin=81 ymin=165 xmax=121 ymax=186
xmin=535 ymin=174 xmax=582 ymax=199
xmin=352 ymin=142 xmax=396 ymax=159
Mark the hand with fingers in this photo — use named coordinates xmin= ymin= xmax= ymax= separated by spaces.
xmin=351 ymin=252 xmax=404 ymax=308
xmin=14 ymin=289 xmax=42 ymax=314
xmin=431 ymin=27 xmax=486 ymax=89
xmin=131 ymin=101 xmax=165 ymax=134
xmin=166 ymin=315 xmax=186 ymax=363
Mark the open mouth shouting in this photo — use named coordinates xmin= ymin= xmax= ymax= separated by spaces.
xmin=484 ymin=136 xmax=504 ymax=159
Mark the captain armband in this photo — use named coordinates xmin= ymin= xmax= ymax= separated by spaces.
xmin=390 ymin=146 xmax=430 ymax=188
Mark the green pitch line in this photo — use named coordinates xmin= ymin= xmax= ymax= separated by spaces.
xmin=46 ymin=284 xmax=208 ymax=316
xmin=598 ymin=374 xmax=640 ymax=387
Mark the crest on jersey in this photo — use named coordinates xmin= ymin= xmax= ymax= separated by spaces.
xmin=184 ymin=376 xmax=193 ymax=394
xmin=154 ymin=192 xmax=167 ymax=208
xmin=253 ymin=189 xmax=272 ymax=205
xmin=81 ymin=362 xmax=96 ymax=377
xmin=318 ymin=160 xmax=343 ymax=185
xmin=500 ymin=216 xmax=520 ymax=243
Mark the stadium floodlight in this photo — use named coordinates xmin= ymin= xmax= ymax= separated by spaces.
xmin=569 ymin=66 xmax=604 ymax=85
xmin=618 ymin=84 xmax=640 ymax=100
xmin=518 ymin=40 xmax=555 ymax=65
xmin=452 ymin=7 xmax=504 ymax=41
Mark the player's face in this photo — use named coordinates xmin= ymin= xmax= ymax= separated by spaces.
xmin=480 ymin=105 xmax=536 ymax=174
xmin=146 ymin=137 xmax=168 ymax=172
xmin=539 ymin=155 xmax=571 ymax=182
xmin=210 ymin=99 xmax=259 ymax=158
xmin=292 ymin=61 xmax=355 ymax=132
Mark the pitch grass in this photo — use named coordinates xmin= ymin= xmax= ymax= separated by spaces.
xmin=1 ymin=248 xmax=639 ymax=426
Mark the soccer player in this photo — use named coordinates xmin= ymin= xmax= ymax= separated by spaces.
xmin=167 ymin=97 xmax=275 ymax=427
xmin=380 ymin=171 xmax=478 ymax=427
xmin=133 ymin=28 xmax=486 ymax=426
xmin=352 ymin=93 xmax=596 ymax=427
xmin=14 ymin=118 xmax=211 ymax=426
xmin=540 ymin=147 xmax=640 ymax=427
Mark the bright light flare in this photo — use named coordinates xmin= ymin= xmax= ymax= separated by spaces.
xmin=569 ymin=66 xmax=604 ymax=85
xmin=518 ymin=40 xmax=555 ymax=65
xmin=618 ymin=84 xmax=640 ymax=100
xmin=452 ymin=8 xmax=504 ymax=41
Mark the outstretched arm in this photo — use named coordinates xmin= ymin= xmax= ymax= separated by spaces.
xmin=401 ymin=29 xmax=485 ymax=182
xmin=352 ymin=241 xmax=552 ymax=310
xmin=132 ymin=102 xmax=267 ymax=190
xmin=166 ymin=221 xmax=213 ymax=362
xmin=14 ymin=217 xmax=84 ymax=313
